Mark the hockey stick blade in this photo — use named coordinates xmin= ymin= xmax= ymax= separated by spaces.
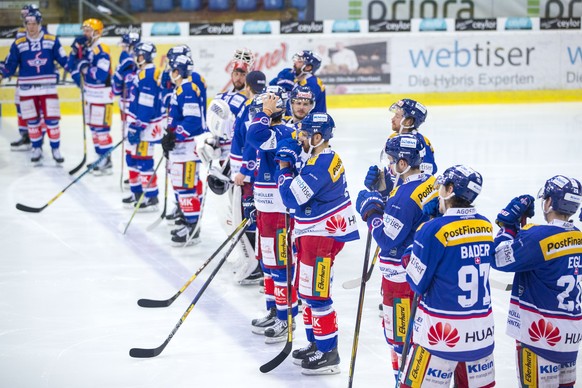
xmin=129 ymin=341 xmax=168 ymax=358
xmin=137 ymin=295 xmax=176 ymax=308
xmin=146 ymin=214 xmax=165 ymax=232
xmin=15 ymin=203 xmax=48 ymax=213
xmin=68 ymin=154 xmax=86 ymax=175
xmin=490 ymin=278 xmax=511 ymax=291
xmin=342 ymin=277 xmax=362 ymax=290
xmin=259 ymin=341 xmax=292 ymax=373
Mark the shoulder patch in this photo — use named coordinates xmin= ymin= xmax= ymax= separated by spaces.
xmin=411 ymin=175 xmax=438 ymax=208
xmin=316 ymin=77 xmax=325 ymax=91
xmin=100 ymin=43 xmax=111 ymax=55
xmin=539 ymin=230 xmax=582 ymax=261
xmin=15 ymin=37 xmax=27 ymax=45
xmin=138 ymin=69 xmax=146 ymax=80
xmin=153 ymin=67 xmax=161 ymax=83
xmin=176 ymin=85 xmax=183 ymax=96
xmin=326 ymin=153 xmax=344 ymax=183
xmin=44 ymin=34 xmax=56 ymax=41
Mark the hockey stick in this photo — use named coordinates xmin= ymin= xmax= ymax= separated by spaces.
xmin=137 ymin=217 xmax=251 ymax=308
xmin=122 ymin=157 xmax=165 ymax=235
xmin=15 ymin=138 xmax=125 ymax=213
xmin=348 ymin=231 xmax=373 ymax=387
xmin=395 ymin=293 xmax=420 ymax=388
xmin=68 ymin=76 xmax=87 ymax=175
xmin=129 ymin=218 xmax=252 ymax=358
xmin=0 ymin=80 xmax=76 ymax=87
xmin=146 ymin=159 xmax=169 ymax=231
xmin=260 ymin=209 xmax=293 ymax=373
xmin=342 ymin=245 xmax=380 ymax=289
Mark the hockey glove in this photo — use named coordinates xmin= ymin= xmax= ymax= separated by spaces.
xmin=364 ymin=165 xmax=394 ymax=198
xmin=364 ymin=165 xmax=381 ymax=191
xmin=127 ymin=122 xmax=144 ymax=145
xmin=242 ymin=196 xmax=257 ymax=225
xmin=423 ymin=197 xmax=442 ymax=219
xmin=356 ymin=190 xmax=384 ymax=222
xmin=496 ymin=195 xmax=535 ymax=230
xmin=71 ymin=36 xmax=88 ymax=59
xmin=275 ymin=137 xmax=302 ymax=165
xmin=401 ymin=244 xmax=413 ymax=269
xmin=161 ymin=131 xmax=176 ymax=157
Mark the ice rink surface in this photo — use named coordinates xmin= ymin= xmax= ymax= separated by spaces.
xmin=1 ymin=103 xmax=581 ymax=387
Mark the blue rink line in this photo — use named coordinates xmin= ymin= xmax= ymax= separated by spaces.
xmin=62 ymin=170 xmax=337 ymax=386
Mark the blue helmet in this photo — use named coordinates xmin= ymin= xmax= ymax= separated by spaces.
xmin=300 ymin=113 xmax=335 ymax=141
xmin=293 ymin=50 xmax=322 ymax=75
xmin=538 ymin=175 xmax=582 ymax=216
xmin=436 ymin=165 xmax=483 ymax=204
xmin=384 ymin=134 xmax=425 ymax=168
xmin=249 ymin=85 xmax=289 ymax=121
xmin=167 ymin=45 xmax=192 ymax=67
xmin=290 ymin=86 xmax=315 ymax=104
xmin=121 ymin=32 xmax=140 ymax=49
xmin=134 ymin=42 xmax=156 ymax=64
xmin=169 ymin=54 xmax=193 ymax=79
xmin=389 ymin=99 xmax=428 ymax=129
xmin=21 ymin=4 xmax=39 ymax=20
xmin=24 ymin=9 xmax=42 ymax=24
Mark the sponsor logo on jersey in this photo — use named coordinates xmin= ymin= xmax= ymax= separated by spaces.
xmin=406 ymin=346 xmax=430 ymax=386
xmin=426 ymin=368 xmax=453 ymax=379
xmin=383 ymin=214 xmax=404 ymax=240
xmin=540 ymin=231 xmax=582 ymax=261
xmin=529 ymin=319 xmax=561 ymax=346
xmin=428 ymin=322 xmax=460 ymax=347
xmin=327 ymin=153 xmax=344 ymax=183
xmin=435 ymin=219 xmax=493 ymax=246
xmin=468 ymin=360 xmax=494 ymax=374
xmin=407 ymin=254 xmax=426 ymax=284
xmin=371 ymin=217 xmax=383 ymax=229
xmin=27 ymin=52 xmax=48 ymax=74
xmin=277 ymin=228 xmax=288 ymax=266
xmin=325 ymin=214 xmax=347 ymax=234
xmin=521 ymin=347 xmax=537 ymax=385
xmin=411 ymin=177 xmax=437 ymax=208
xmin=465 ymin=326 xmax=494 ymax=343
xmin=314 ymin=256 xmax=331 ymax=298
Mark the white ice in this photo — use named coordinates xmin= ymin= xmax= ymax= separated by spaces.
xmin=1 ymin=103 xmax=581 ymax=387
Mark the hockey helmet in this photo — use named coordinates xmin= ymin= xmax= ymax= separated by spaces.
xmin=121 ymin=32 xmax=140 ymax=49
xmin=293 ymin=50 xmax=322 ymax=75
xmin=169 ymin=55 xmax=193 ymax=79
xmin=436 ymin=165 xmax=483 ymax=204
xmin=134 ymin=42 xmax=157 ymax=64
xmin=389 ymin=99 xmax=428 ymax=129
xmin=538 ymin=175 xmax=582 ymax=216
xmin=299 ymin=113 xmax=335 ymax=141
xmin=249 ymin=86 xmax=289 ymax=121
xmin=384 ymin=134 xmax=425 ymax=168
xmin=82 ymin=18 xmax=104 ymax=34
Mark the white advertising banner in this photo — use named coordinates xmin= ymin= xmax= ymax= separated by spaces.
xmin=391 ymin=32 xmax=582 ymax=92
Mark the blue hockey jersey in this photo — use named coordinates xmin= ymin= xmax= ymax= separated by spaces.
xmin=246 ymin=112 xmax=294 ymax=213
xmin=229 ymin=100 xmax=257 ymax=180
xmin=406 ymin=207 xmax=495 ymax=361
xmin=127 ymin=64 xmax=165 ymax=142
xmin=493 ymin=220 xmax=582 ymax=364
xmin=367 ymin=174 xmax=438 ymax=283
xmin=167 ymin=78 xmax=205 ymax=141
xmin=2 ymin=31 xmax=68 ymax=86
xmin=112 ymin=50 xmax=137 ymax=102
xmin=277 ymin=148 xmax=359 ymax=243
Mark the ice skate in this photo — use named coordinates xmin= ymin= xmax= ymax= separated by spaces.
xmin=122 ymin=193 xmax=138 ymax=208
xmin=237 ymin=262 xmax=263 ymax=286
xmin=51 ymin=148 xmax=64 ymax=164
xmin=137 ymin=196 xmax=159 ymax=212
xmin=171 ymin=223 xmax=200 ymax=246
xmin=264 ymin=318 xmax=295 ymax=344
xmin=30 ymin=147 xmax=43 ymax=163
xmin=166 ymin=205 xmax=183 ymax=225
xmin=251 ymin=307 xmax=276 ymax=335
xmin=11 ymin=134 xmax=31 ymax=151
xmin=301 ymin=348 xmax=340 ymax=375
xmin=292 ymin=342 xmax=317 ymax=366
xmin=91 ymin=156 xmax=113 ymax=176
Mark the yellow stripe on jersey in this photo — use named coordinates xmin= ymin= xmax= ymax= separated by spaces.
xmin=15 ymin=37 xmax=27 ymax=45
xmin=539 ymin=230 xmax=582 ymax=261
xmin=410 ymin=175 xmax=437 ymax=209
xmin=176 ymin=85 xmax=183 ymax=96
xmin=44 ymin=34 xmax=56 ymax=41
xmin=138 ymin=69 xmax=146 ymax=80
xmin=327 ymin=153 xmax=344 ymax=183
xmin=316 ymin=77 xmax=325 ymax=92
xmin=434 ymin=219 xmax=494 ymax=247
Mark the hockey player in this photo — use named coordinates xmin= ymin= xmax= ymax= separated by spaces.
xmin=276 ymin=112 xmax=359 ymax=375
xmin=7 ymin=4 xmax=42 ymax=151
xmin=388 ymin=98 xmax=437 ymax=176
xmin=288 ymin=86 xmax=315 ymax=125
xmin=161 ymin=55 xmax=206 ymax=245
xmin=400 ymin=165 xmax=496 ymax=388
xmin=269 ymin=67 xmax=295 ymax=92
xmin=68 ymin=18 xmax=114 ymax=175
xmin=0 ymin=9 xmax=68 ymax=164
xmin=492 ymin=175 xmax=582 ymax=387
xmin=122 ymin=42 xmax=164 ymax=210
xmin=228 ymin=70 xmax=266 ymax=285
xmin=246 ymin=86 xmax=299 ymax=343
xmin=112 ymin=32 xmax=139 ymax=188
xmin=161 ymin=45 xmax=207 ymax=227
xmin=355 ymin=134 xmax=437 ymax=376
xmin=292 ymin=50 xmax=326 ymax=113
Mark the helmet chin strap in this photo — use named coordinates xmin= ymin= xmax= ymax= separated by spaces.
xmin=398 ymin=117 xmax=414 ymax=134
xmin=392 ymin=163 xmax=411 ymax=185
xmin=439 ymin=192 xmax=455 ymax=201
xmin=170 ymin=73 xmax=182 ymax=85
xmin=307 ymin=136 xmax=324 ymax=155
